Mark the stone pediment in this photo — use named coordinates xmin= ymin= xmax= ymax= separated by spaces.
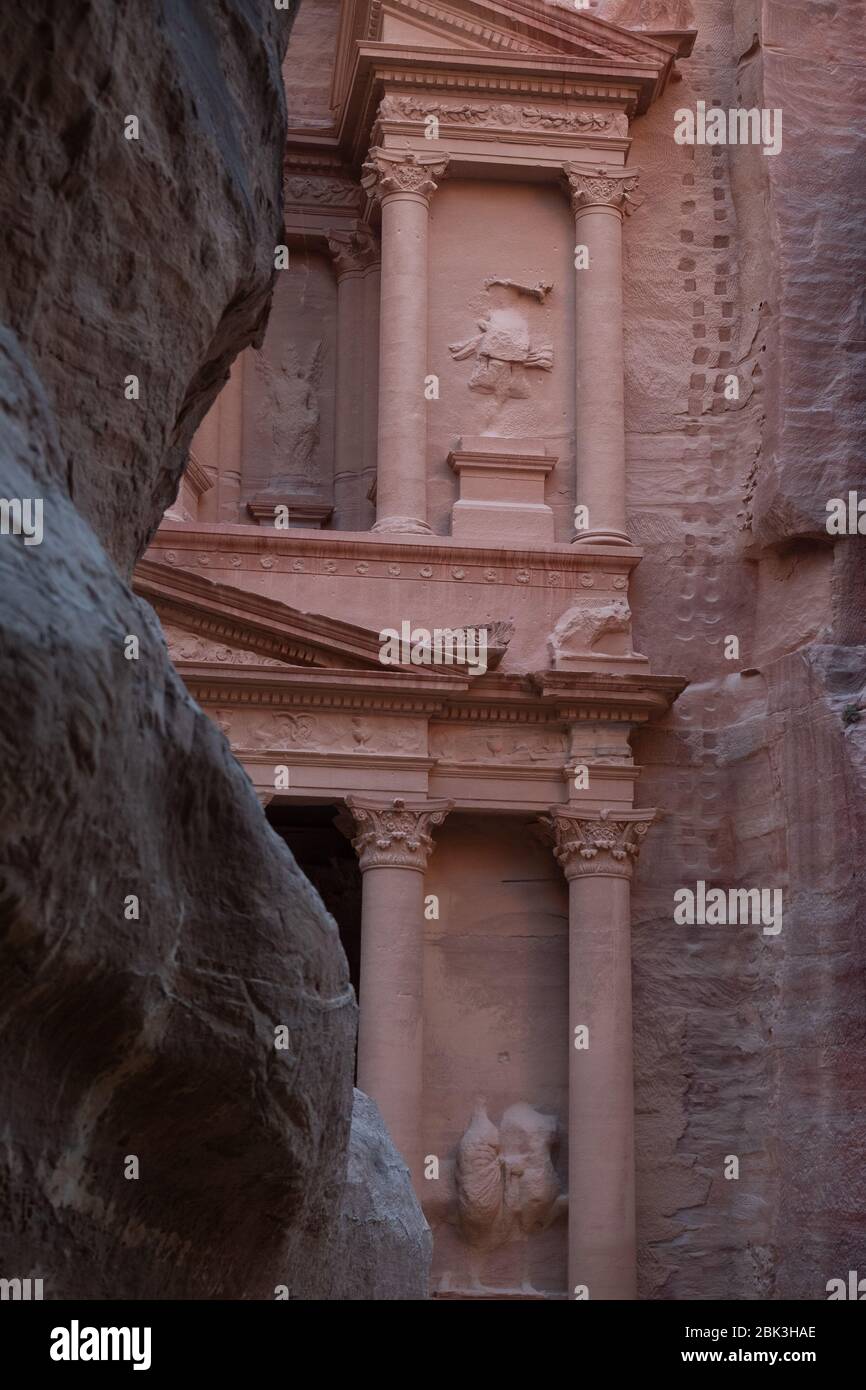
xmin=373 ymin=0 xmax=687 ymax=65
xmin=135 ymin=559 xmax=393 ymax=672
xmin=330 ymin=0 xmax=695 ymax=138
xmin=325 ymin=0 xmax=696 ymax=161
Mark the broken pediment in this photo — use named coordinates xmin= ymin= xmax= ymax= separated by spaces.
xmin=331 ymin=0 xmax=695 ymax=144
xmin=373 ymin=0 xmax=686 ymax=65
xmin=135 ymin=559 xmax=388 ymax=671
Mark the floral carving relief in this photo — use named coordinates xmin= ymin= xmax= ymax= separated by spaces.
xmin=378 ymin=94 xmax=624 ymax=136
xmin=284 ymin=175 xmax=362 ymax=209
xmin=542 ymin=808 xmax=657 ymax=881
xmin=431 ymin=725 xmax=565 ymax=764
xmin=220 ymin=711 xmax=426 ymax=756
xmin=344 ymin=796 xmax=452 ymax=871
xmin=163 ymin=625 xmax=287 ymax=668
xmin=361 ymin=148 xmax=449 ymax=201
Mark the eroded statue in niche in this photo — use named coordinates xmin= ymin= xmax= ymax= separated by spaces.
xmin=453 ymin=1098 xmax=566 ymax=1291
xmin=449 ymin=277 xmax=554 ymax=406
xmin=251 ymin=341 xmax=325 ymax=483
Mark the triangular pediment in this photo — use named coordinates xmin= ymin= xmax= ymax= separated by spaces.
xmin=329 ymin=0 xmax=694 ymax=143
xmin=374 ymin=0 xmax=687 ymax=65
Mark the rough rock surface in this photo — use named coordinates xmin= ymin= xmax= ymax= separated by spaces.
xmin=0 ymin=0 xmax=370 ymax=1300
xmin=293 ymin=1091 xmax=433 ymax=1300
xmin=599 ymin=0 xmax=866 ymax=1299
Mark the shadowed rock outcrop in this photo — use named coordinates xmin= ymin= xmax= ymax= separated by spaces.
xmin=293 ymin=1091 xmax=433 ymax=1300
xmin=0 ymin=0 xmax=423 ymax=1300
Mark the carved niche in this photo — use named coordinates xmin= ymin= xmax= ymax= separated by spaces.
xmin=455 ymin=1099 xmax=565 ymax=1251
xmin=251 ymin=343 xmax=325 ymax=486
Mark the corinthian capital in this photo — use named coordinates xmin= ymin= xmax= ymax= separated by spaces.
xmin=326 ymin=223 xmax=380 ymax=276
xmin=563 ymin=164 xmax=641 ymax=218
xmin=361 ymin=148 xmax=450 ymax=203
xmin=344 ymin=796 xmax=453 ymax=871
xmin=541 ymin=807 xmax=657 ymax=881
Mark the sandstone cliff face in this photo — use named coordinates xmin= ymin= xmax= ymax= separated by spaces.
xmin=600 ymin=0 xmax=866 ymax=1298
xmin=0 ymin=0 xmax=393 ymax=1300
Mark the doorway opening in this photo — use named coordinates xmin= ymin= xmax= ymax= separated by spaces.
xmin=267 ymin=802 xmax=362 ymax=1002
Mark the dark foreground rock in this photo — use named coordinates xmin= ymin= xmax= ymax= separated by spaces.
xmin=293 ymin=1091 xmax=432 ymax=1300
xmin=0 ymin=0 xmax=425 ymax=1300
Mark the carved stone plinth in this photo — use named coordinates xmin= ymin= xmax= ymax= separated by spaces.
xmin=448 ymin=438 xmax=556 ymax=543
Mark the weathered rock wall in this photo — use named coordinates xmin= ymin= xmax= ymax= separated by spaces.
xmin=293 ymin=1090 xmax=433 ymax=1300
xmin=598 ymin=0 xmax=866 ymax=1298
xmin=0 ymin=0 xmax=371 ymax=1300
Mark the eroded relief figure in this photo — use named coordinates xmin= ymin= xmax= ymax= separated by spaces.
xmin=252 ymin=341 xmax=325 ymax=483
xmin=596 ymin=0 xmax=695 ymax=26
xmin=550 ymin=597 xmax=636 ymax=659
xmin=454 ymin=1099 xmax=566 ymax=1290
xmin=449 ymin=279 xmax=554 ymax=406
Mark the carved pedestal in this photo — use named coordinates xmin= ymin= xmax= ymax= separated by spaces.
xmin=448 ymin=438 xmax=556 ymax=543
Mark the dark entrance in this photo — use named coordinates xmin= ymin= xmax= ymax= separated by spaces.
xmin=267 ymin=802 xmax=362 ymax=1001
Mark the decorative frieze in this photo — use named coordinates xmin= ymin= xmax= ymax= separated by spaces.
xmin=344 ymin=795 xmax=453 ymax=871
xmin=542 ymin=807 xmax=657 ymax=880
xmin=284 ymin=174 xmax=363 ymax=210
xmin=361 ymin=148 xmax=450 ymax=202
xmin=378 ymin=93 xmax=625 ymax=136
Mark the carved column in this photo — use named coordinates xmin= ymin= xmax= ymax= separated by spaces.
xmin=361 ymin=149 xmax=449 ymax=534
xmin=327 ymin=224 xmax=380 ymax=530
xmin=344 ymin=795 xmax=453 ymax=1183
xmin=544 ymin=806 xmax=656 ymax=1299
xmin=564 ymin=165 xmax=640 ymax=547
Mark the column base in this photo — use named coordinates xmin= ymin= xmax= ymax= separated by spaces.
xmin=372 ymin=515 xmax=433 ymax=535
xmin=571 ymin=528 xmax=631 ymax=547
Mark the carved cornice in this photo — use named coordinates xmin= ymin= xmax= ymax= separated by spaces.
xmin=326 ymin=223 xmax=380 ymax=275
xmin=542 ymin=807 xmax=657 ymax=881
xmin=344 ymin=795 xmax=453 ymax=870
xmin=148 ymin=524 xmax=643 ymax=585
xmin=563 ymin=163 xmax=641 ymax=218
xmin=361 ymin=147 xmax=450 ymax=202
